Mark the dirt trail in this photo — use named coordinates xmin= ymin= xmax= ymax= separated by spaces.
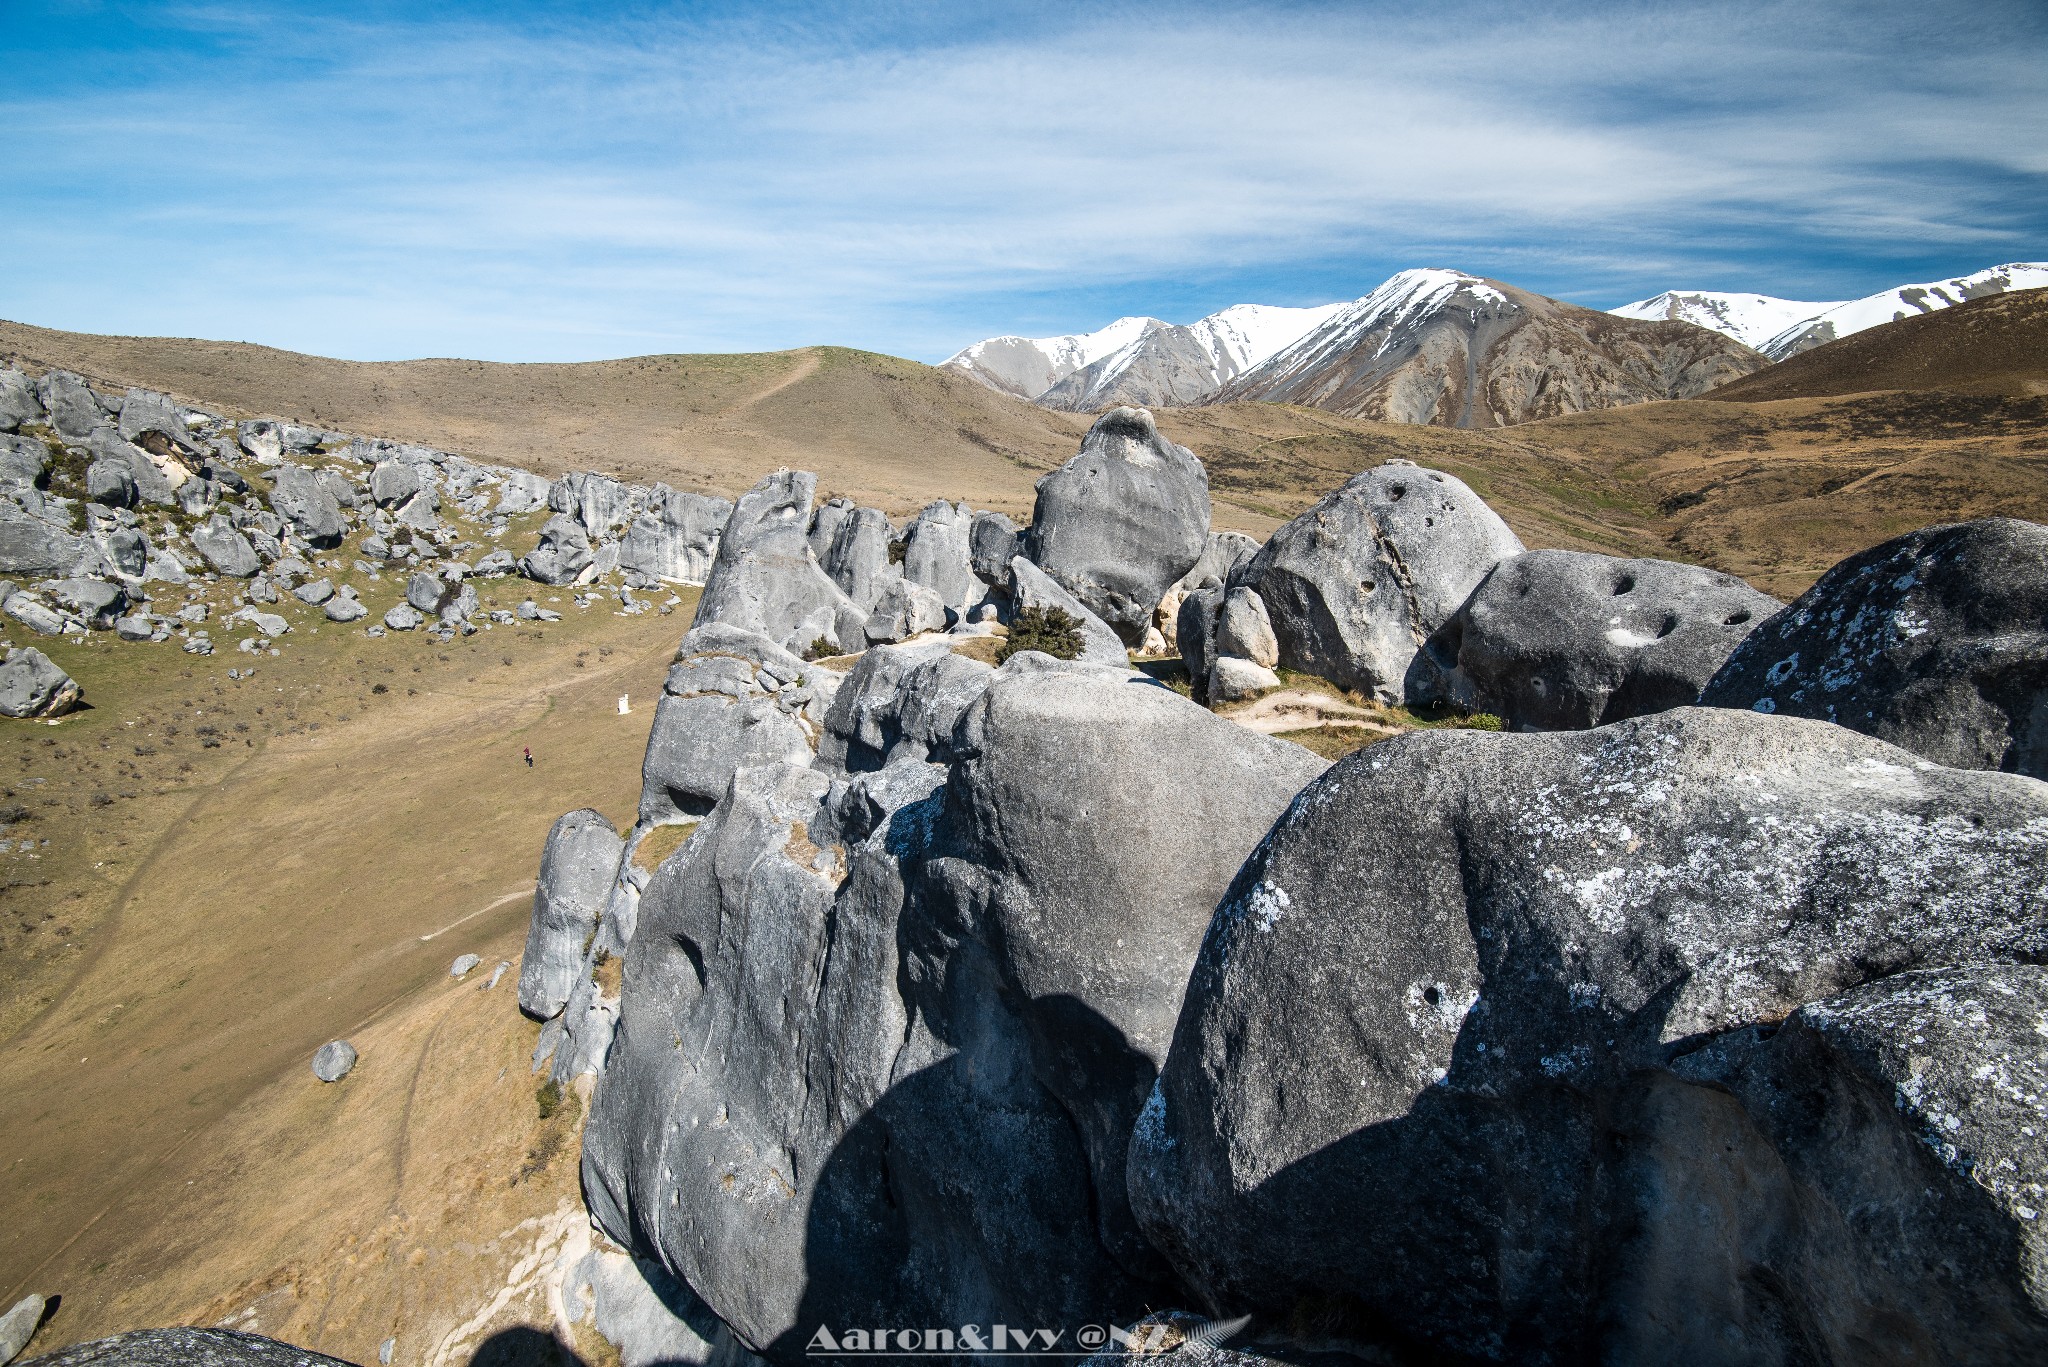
xmin=0 ymin=611 xmax=677 ymax=1354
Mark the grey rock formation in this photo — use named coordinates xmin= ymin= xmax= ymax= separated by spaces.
xmin=0 ymin=648 xmax=81 ymax=718
xmin=47 ymin=579 xmax=127 ymax=630
xmin=472 ymin=549 xmax=516 ymax=577
xmin=638 ymin=624 xmax=824 ymax=824
xmin=556 ymin=471 xmax=639 ymax=538
xmin=1010 ymin=556 xmax=1128 ymax=667
xmin=368 ymin=459 xmax=423 ymax=507
xmin=619 ymin=487 xmax=730 ymax=585
xmin=116 ymin=389 xmax=192 ymax=450
xmin=85 ymin=458 xmax=135 ymax=507
xmin=1213 ymin=586 xmax=1278 ymax=668
xmin=404 ymin=571 xmax=443 ymax=614
xmin=820 ymin=507 xmax=899 ymax=612
xmin=1208 ymin=654 xmax=1280 ymax=701
xmin=807 ymin=497 xmax=854 ymax=563
xmin=0 ymin=508 xmax=85 ymax=579
xmin=4 ymin=594 xmax=75 ymax=637
xmin=175 ymin=476 xmax=219 ymax=517
xmin=520 ymin=808 xmax=626 ymax=1021
xmin=392 ymin=489 xmax=440 ymax=531
xmin=1232 ymin=461 xmax=1523 ymax=700
xmin=899 ymin=501 xmax=985 ymax=613
xmin=36 ymin=371 xmax=106 ymax=440
xmin=1176 ymin=585 xmax=1223 ymax=699
xmin=691 ymin=470 xmax=868 ymax=654
xmin=437 ymin=582 xmax=477 ymax=627
xmin=582 ymin=664 xmax=1325 ymax=1362
xmin=266 ymin=465 xmax=345 ymax=547
xmin=323 ymin=595 xmax=368 ymax=624
xmin=311 ymin=1040 xmax=357 ymax=1083
xmin=0 ymin=435 xmax=50 ymax=487
xmin=1131 ymin=708 xmax=2048 ymax=1366
xmin=1701 ymin=519 xmax=2048 ymax=778
xmin=17 ymin=1328 xmax=359 ymax=1366
xmin=521 ymin=514 xmax=595 ymax=587
xmin=237 ymin=420 xmax=284 ymax=464
xmin=1029 ymin=408 xmax=1209 ymax=643
xmin=382 ymin=603 xmax=423 ymax=631
xmin=0 ymin=1293 xmax=44 ymax=1365
xmin=450 ymin=952 xmax=480 ymax=977
xmin=1419 ymin=549 xmax=1780 ymax=729
xmin=190 ymin=516 xmax=260 ymax=578
xmin=292 ymin=578 xmax=334 ymax=606
xmin=0 ymin=368 xmax=43 ymax=432
xmin=814 ymin=639 xmax=991 ymax=772
xmin=492 ymin=468 xmax=551 ymax=514
xmin=861 ymin=577 xmax=947 ymax=644
xmin=967 ymin=509 xmax=1022 ymax=585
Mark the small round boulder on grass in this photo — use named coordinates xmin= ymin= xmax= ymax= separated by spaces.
xmin=311 ymin=1040 xmax=357 ymax=1083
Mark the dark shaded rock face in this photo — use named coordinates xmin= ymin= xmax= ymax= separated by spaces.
xmin=19 ymin=1327 xmax=359 ymax=1366
xmin=1232 ymin=462 xmax=1522 ymax=701
xmin=518 ymin=808 xmax=624 ymax=1022
xmin=1129 ymin=708 xmax=2048 ymax=1366
xmin=580 ymin=665 xmax=1324 ymax=1364
xmin=1029 ymin=408 xmax=1209 ymax=645
xmin=1702 ymin=518 xmax=2048 ymax=779
xmin=1418 ymin=549 xmax=1781 ymax=729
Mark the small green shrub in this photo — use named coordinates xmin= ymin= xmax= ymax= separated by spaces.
xmin=997 ymin=606 xmax=1085 ymax=664
xmin=1460 ymin=713 xmax=1505 ymax=731
xmin=803 ymin=636 xmax=835 ymax=661
xmin=536 ymin=1078 xmax=564 ymax=1120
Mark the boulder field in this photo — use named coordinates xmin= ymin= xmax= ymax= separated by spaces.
xmin=507 ymin=403 xmax=2048 ymax=1365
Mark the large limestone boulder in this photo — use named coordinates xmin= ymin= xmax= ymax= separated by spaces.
xmin=618 ymin=487 xmax=730 ymax=585
xmin=237 ymin=420 xmax=284 ymax=464
xmin=0 ymin=648 xmax=81 ymax=718
xmin=967 ymin=509 xmax=1022 ymax=585
xmin=861 ymin=577 xmax=947 ymax=644
xmin=582 ymin=663 xmax=1325 ymax=1362
xmin=899 ymin=501 xmax=984 ymax=614
xmin=46 ymin=579 xmax=127 ymax=630
xmin=519 ymin=809 xmax=626 ymax=1022
xmin=1702 ymin=519 xmax=2048 ymax=778
xmin=496 ymin=468 xmax=553 ymax=514
xmin=87 ymin=428 xmax=176 ymax=506
xmin=521 ymin=513 xmax=595 ymax=586
xmin=815 ymin=639 xmax=994 ymax=773
xmin=1420 ymin=549 xmax=1781 ymax=729
xmin=189 ymin=515 xmax=260 ymax=578
xmin=116 ymin=388 xmax=195 ymax=451
xmin=0 ymin=367 xmax=43 ymax=432
xmin=85 ymin=458 xmax=135 ymax=508
xmin=637 ymin=624 xmax=828 ymax=824
xmin=1130 ymin=708 xmax=2048 ymax=1366
xmin=691 ymin=470 xmax=868 ymax=655
xmin=265 ymin=465 xmax=345 ymax=547
xmin=820 ymin=506 xmax=899 ymax=612
xmin=0 ymin=507 xmax=85 ymax=579
xmin=368 ymin=459 xmax=424 ymax=507
xmin=1232 ymin=460 xmax=1523 ymax=701
xmin=36 ymin=371 xmax=107 ymax=440
xmin=0 ymin=435 xmax=50 ymax=487
xmin=554 ymin=471 xmax=640 ymax=537
xmin=807 ymin=497 xmax=854 ymax=562
xmin=1029 ymin=407 xmax=1209 ymax=644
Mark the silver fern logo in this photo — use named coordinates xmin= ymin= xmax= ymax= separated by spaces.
xmin=1179 ymin=1314 xmax=1251 ymax=1353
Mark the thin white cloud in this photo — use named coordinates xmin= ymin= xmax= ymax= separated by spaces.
xmin=0 ymin=0 xmax=2040 ymax=360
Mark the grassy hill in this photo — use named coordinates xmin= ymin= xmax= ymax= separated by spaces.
xmin=1708 ymin=288 xmax=2048 ymax=402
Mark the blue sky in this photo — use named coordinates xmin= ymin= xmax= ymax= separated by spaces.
xmin=1 ymin=0 xmax=2043 ymax=363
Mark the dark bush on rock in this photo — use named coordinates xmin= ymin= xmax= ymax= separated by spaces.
xmin=998 ymin=605 xmax=1085 ymax=663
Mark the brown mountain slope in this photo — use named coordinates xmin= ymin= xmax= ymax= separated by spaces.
xmin=1708 ymin=288 xmax=2048 ymax=402
xmin=1211 ymin=273 xmax=1765 ymax=427
xmin=4 ymin=317 xmax=2041 ymax=596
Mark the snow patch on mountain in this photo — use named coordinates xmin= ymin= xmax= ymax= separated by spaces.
xmin=1757 ymin=263 xmax=2048 ymax=359
xmin=941 ymin=316 xmax=1161 ymax=400
xmin=1609 ymin=291 xmax=1839 ymax=352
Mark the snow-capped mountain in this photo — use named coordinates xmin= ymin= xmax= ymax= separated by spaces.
xmin=1035 ymin=303 xmax=1346 ymax=411
xmin=941 ymin=315 xmax=1160 ymax=401
xmin=1214 ymin=268 xmax=1764 ymax=428
xmin=1609 ymin=291 xmax=1841 ymax=353
xmin=1756 ymin=263 xmax=2048 ymax=359
xmin=945 ymin=303 xmax=1341 ymax=406
xmin=1613 ymin=263 xmax=2048 ymax=360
